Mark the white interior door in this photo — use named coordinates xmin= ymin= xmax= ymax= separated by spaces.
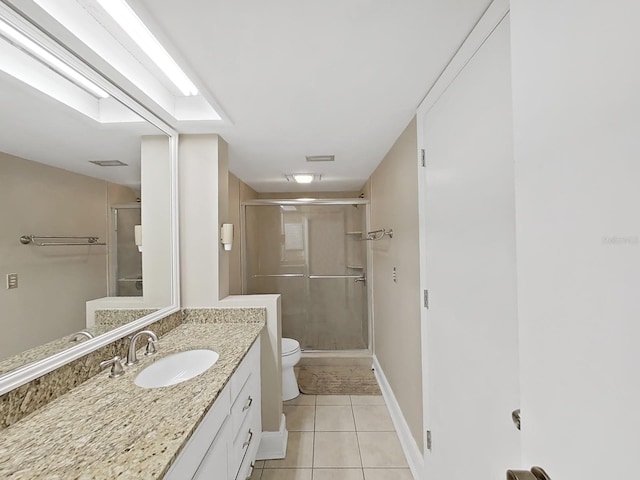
xmin=421 ymin=16 xmax=521 ymax=480
xmin=510 ymin=1 xmax=640 ymax=477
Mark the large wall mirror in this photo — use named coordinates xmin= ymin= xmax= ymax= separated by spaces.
xmin=0 ymin=1 xmax=179 ymax=394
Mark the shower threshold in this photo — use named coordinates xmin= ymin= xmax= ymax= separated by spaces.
xmin=299 ymin=350 xmax=372 ymax=367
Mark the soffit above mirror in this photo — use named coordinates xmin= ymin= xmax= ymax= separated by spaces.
xmin=4 ymin=0 xmax=227 ymax=128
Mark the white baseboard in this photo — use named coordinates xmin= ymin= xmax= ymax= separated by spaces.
xmin=255 ymin=414 xmax=288 ymax=460
xmin=372 ymin=355 xmax=425 ymax=480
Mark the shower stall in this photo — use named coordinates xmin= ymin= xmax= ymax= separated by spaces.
xmin=111 ymin=205 xmax=142 ymax=296
xmin=243 ymin=200 xmax=370 ymax=352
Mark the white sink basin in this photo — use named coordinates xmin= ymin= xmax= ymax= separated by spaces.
xmin=134 ymin=349 xmax=220 ymax=388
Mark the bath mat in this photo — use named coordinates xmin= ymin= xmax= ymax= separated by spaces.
xmin=296 ymin=365 xmax=382 ymax=395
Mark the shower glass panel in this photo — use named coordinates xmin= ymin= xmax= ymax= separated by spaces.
xmin=245 ymin=203 xmax=368 ymax=351
xmin=113 ymin=206 xmax=142 ymax=296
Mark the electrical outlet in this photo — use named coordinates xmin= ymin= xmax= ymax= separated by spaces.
xmin=6 ymin=273 xmax=18 ymax=289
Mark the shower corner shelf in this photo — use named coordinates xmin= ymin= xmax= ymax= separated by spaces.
xmin=345 ymin=231 xmax=363 ymax=235
xmin=347 ymin=265 xmax=364 ymax=269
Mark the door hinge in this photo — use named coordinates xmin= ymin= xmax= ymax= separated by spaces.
xmin=426 ymin=430 xmax=432 ymax=450
xmin=423 ymin=289 xmax=429 ymax=309
xmin=420 ymin=148 xmax=426 ymax=167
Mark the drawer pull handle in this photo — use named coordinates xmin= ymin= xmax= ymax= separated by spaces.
xmin=242 ymin=396 xmax=253 ymax=412
xmin=242 ymin=429 xmax=254 ymax=449
xmin=245 ymin=462 xmax=255 ymax=480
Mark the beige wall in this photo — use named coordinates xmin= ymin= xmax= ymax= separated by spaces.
xmin=178 ymin=134 xmax=229 ymax=306
xmin=0 ymin=151 xmax=131 ymax=359
xmin=228 ymin=173 xmax=257 ymax=295
xmin=369 ymin=117 xmax=423 ymax=451
xmin=141 ymin=136 xmax=174 ymax=306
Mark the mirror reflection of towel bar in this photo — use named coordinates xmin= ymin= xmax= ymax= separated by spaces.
xmin=19 ymin=235 xmax=106 ymax=246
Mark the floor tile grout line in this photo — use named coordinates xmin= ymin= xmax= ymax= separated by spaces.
xmin=311 ymin=400 xmax=317 ymax=472
xmin=351 ymin=401 xmax=365 ymax=472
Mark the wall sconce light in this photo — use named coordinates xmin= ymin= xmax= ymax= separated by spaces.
xmin=221 ymin=223 xmax=234 ymax=251
xmin=134 ymin=225 xmax=142 ymax=252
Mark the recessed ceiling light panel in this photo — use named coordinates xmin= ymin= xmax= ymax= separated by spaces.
xmin=305 ymin=155 xmax=334 ymax=162
xmin=90 ymin=160 xmax=128 ymax=167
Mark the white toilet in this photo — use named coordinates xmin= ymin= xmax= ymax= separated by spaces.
xmin=281 ymin=337 xmax=302 ymax=401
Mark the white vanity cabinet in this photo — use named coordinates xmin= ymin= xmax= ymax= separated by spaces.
xmin=165 ymin=340 xmax=261 ymax=480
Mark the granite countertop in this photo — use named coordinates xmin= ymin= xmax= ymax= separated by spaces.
xmin=0 ymin=321 xmax=264 ymax=479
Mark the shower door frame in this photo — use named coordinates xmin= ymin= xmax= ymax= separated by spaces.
xmin=109 ymin=203 xmax=142 ymax=297
xmin=241 ymin=198 xmax=373 ymax=354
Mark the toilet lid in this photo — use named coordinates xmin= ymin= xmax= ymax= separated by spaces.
xmin=282 ymin=338 xmax=300 ymax=356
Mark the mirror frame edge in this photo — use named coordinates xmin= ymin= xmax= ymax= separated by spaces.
xmin=0 ymin=6 xmax=181 ymax=396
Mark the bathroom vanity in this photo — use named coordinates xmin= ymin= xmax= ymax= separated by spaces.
xmin=0 ymin=320 xmax=264 ymax=479
xmin=165 ymin=340 xmax=261 ymax=480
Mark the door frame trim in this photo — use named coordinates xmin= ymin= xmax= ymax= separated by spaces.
xmin=415 ymin=0 xmax=511 ymax=462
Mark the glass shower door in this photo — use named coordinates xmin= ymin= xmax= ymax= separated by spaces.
xmin=244 ymin=203 xmax=368 ymax=351
xmin=113 ymin=206 xmax=142 ymax=296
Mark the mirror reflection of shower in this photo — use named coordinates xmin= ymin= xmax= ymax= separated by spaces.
xmin=112 ymin=205 xmax=142 ymax=296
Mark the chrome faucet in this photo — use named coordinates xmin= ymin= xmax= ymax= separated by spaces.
xmin=100 ymin=356 xmax=125 ymax=378
xmin=70 ymin=330 xmax=94 ymax=342
xmin=126 ymin=330 xmax=159 ymax=366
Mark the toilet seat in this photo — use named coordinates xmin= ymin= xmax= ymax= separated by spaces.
xmin=282 ymin=338 xmax=300 ymax=356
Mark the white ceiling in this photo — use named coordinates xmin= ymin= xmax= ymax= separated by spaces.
xmin=0 ymin=67 xmax=160 ymax=189
xmin=131 ymin=0 xmax=493 ymax=192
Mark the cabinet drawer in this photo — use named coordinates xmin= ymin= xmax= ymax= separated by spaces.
xmin=230 ymin=408 xmax=261 ymax=479
xmin=230 ymin=340 xmax=260 ymax=399
xmin=230 ymin=370 xmax=260 ymax=441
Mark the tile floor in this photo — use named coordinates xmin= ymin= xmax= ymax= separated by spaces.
xmin=250 ymin=394 xmax=412 ymax=480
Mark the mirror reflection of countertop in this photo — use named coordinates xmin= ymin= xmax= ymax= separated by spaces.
xmin=0 ymin=321 xmax=264 ymax=479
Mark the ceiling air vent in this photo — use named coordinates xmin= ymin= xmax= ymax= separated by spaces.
xmin=89 ymin=160 xmax=128 ymax=167
xmin=305 ymin=155 xmax=334 ymax=162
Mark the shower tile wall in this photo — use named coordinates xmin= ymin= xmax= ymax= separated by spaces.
xmin=245 ymin=204 xmax=368 ymax=351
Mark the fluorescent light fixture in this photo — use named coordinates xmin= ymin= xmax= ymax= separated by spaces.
xmin=0 ymin=18 xmax=109 ymax=98
xmin=97 ymin=0 xmax=199 ymax=96
xmin=293 ymin=174 xmax=314 ymax=184
xmin=286 ymin=174 xmax=321 ymax=184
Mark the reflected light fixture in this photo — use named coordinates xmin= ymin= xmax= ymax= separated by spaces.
xmin=96 ymin=0 xmax=199 ymax=96
xmin=0 ymin=18 xmax=109 ymax=98
xmin=286 ymin=174 xmax=321 ymax=184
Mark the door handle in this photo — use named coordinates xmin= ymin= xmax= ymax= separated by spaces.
xmin=530 ymin=467 xmax=551 ymax=480
xmin=507 ymin=467 xmax=551 ymax=480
